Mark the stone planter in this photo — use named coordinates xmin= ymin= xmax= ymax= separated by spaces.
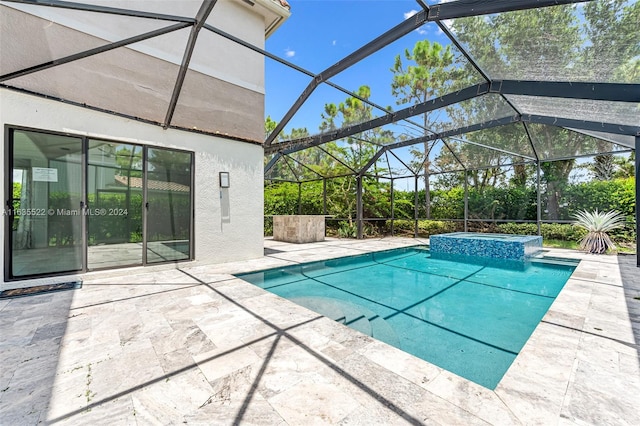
xmin=273 ymin=215 xmax=325 ymax=244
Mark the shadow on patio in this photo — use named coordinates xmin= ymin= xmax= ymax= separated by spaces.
xmin=619 ymin=255 xmax=640 ymax=357
xmin=0 ymin=289 xmax=74 ymax=424
xmin=1 ymin=263 xmax=438 ymax=425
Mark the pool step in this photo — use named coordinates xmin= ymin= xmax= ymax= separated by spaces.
xmin=290 ymin=296 xmax=400 ymax=348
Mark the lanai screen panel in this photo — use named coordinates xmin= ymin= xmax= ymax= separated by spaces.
xmin=0 ymin=3 xmax=194 ymax=123
xmin=0 ymin=2 xmax=189 ymax=76
xmin=386 ymin=145 xmax=423 ymax=177
xmin=508 ymin=96 xmax=640 ymax=128
xmin=265 ymin=155 xmax=299 ymax=182
xmin=6 ymin=28 xmax=188 ymax=124
xmin=269 ymin=81 xmax=391 ymax=143
xmin=286 ymin=146 xmax=353 ymax=180
xmin=323 ymin=137 xmax=383 ymax=172
xmin=398 ymin=139 xmax=467 ymax=175
xmin=279 ymin=154 xmax=323 ymax=182
xmin=265 ymin=0 xmax=408 ymax=72
xmin=324 ymin=18 xmax=485 ymax=122
xmin=81 ymin=0 xmax=202 ymax=16
xmin=441 ymin=123 xmax=536 ymax=169
xmin=366 ymin=153 xmax=393 ymax=179
xmin=444 ymin=1 xmax=640 ymax=83
xmin=0 ymin=4 xmax=120 ymax=76
xmin=172 ymin=29 xmax=266 ymax=139
xmin=445 ymin=93 xmax=517 ymax=131
xmin=566 ymin=129 xmax=637 ymax=150
xmin=527 ymin=124 xmax=632 ymax=161
xmin=264 ymin=56 xmax=316 ymax=141
xmin=2 ymin=0 xmax=294 ymax=143
xmin=355 ymin=92 xmax=520 ymax=152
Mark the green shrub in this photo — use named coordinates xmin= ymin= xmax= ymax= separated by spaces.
xmin=496 ymin=222 xmax=587 ymax=242
xmin=431 ymin=188 xmax=464 ymax=219
xmin=264 ymin=182 xmax=321 ymax=215
xmin=264 ymin=216 xmax=273 ymax=236
xmin=495 ymin=223 xmax=538 ymax=236
xmin=564 ymin=177 xmax=635 ymax=219
xmin=541 ymin=223 xmax=587 ymax=241
xmin=391 ymin=219 xmax=457 ymax=237
xmin=417 ymin=220 xmax=457 ymax=236
xmin=337 ymin=221 xmax=357 ymax=238
xmin=392 ymin=220 xmax=414 ymax=232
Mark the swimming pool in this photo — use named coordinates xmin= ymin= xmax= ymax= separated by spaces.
xmin=236 ymin=246 xmax=578 ymax=389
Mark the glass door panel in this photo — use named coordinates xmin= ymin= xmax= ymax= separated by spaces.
xmin=145 ymin=148 xmax=193 ymax=263
xmin=9 ymin=130 xmax=83 ymax=277
xmin=87 ymin=141 xmax=143 ymax=269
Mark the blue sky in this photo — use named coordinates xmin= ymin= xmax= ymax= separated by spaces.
xmin=264 ymin=0 xmax=454 ymax=137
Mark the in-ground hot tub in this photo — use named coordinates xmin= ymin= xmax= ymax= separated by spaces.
xmin=429 ymin=232 xmax=542 ymax=261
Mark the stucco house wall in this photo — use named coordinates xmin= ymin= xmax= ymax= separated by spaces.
xmin=0 ymin=0 xmax=290 ymax=289
xmin=0 ymin=89 xmax=264 ymax=290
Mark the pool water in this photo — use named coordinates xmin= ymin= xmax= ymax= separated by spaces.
xmin=236 ymin=246 xmax=578 ymax=389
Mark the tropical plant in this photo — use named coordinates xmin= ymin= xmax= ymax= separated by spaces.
xmin=572 ymin=209 xmax=626 ymax=254
xmin=337 ymin=221 xmax=357 ymax=238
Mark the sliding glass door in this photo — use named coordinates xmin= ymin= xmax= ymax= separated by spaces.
xmin=146 ymin=148 xmax=193 ymax=263
xmin=6 ymin=128 xmax=194 ymax=279
xmin=86 ymin=141 xmax=144 ymax=270
xmin=8 ymin=129 xmax=84 ymax=277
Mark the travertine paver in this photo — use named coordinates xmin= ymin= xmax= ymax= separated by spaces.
xmin=0 ymin=237 xmax=638 ymax=425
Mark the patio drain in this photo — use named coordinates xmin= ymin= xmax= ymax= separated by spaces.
xmin=0 ymin=281 xmax=82 ymax=299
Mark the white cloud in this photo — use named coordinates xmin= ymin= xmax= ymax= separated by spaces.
xmin=332 ymin=40 xmax=337 ymax=46
xmin=404 ymin=9 xmax=418 ymax=19
xmin=284 ymin=48 xmax=295 ymax=57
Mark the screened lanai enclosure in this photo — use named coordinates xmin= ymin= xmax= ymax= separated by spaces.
xmin=0 ymin=0 xmax=638 ymax=269
xmin=262 ymin=0 xmax=639 ymax=265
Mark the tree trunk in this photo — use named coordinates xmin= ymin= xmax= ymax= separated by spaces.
xmin=513 ymin=164 xmax=527 ymax=186
xmin=423 ymin=142 xmax=431 ymax=219
xmin=542 ymin=159 xmax=574 ymax=220
xmin=546 ymin=179 xmax=561 ymax=220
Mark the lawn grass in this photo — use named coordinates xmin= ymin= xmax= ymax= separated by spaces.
xmin=543 ymin=238 xmax=637 ymax=254
xmin=615 ymin=243 xmax=637 ymax=254
xmin=543 ymin=239 xmax=579 ymax=249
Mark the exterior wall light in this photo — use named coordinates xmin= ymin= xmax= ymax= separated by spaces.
xmin=220 ymin=172 xmax=230 ymax=188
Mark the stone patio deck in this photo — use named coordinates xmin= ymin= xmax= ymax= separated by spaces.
xmin=1 ymin=237 xmax=638 ymax=425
